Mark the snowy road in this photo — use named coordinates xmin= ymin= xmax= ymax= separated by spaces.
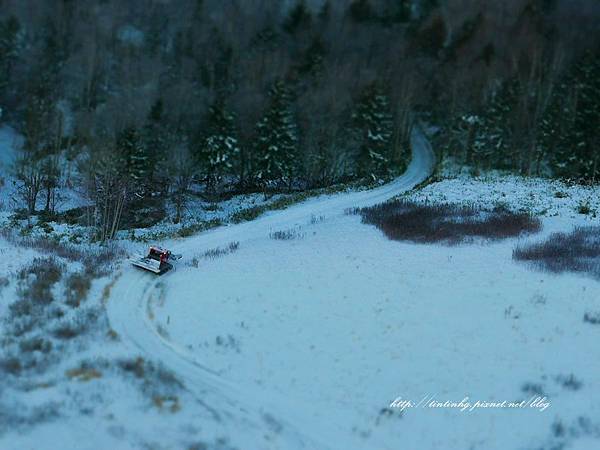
xmin=106 ymin=126 xmax=435 ymax=449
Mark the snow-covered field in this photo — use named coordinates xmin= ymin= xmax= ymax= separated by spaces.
xmin=114 ymin=182 xmax=600 ymax=449
xmin=410 ymin=171 xmax=600 ymax=221
xmin=1 ymin=124 xmax=600 ymax=449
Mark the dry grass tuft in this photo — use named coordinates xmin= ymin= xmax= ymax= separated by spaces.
xmin=153 ymin=395 xmax=181 ymax=413
xmin=356 ymin=200 xmax=541 ymax=245
xmin=513 ymin=226 xmax=600 ymax=278
xmin=66 ymin=366 xmax=102 ymax=382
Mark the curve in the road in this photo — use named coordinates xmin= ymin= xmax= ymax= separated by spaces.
xmin=106 ymin=125 xmax=436 ymax=449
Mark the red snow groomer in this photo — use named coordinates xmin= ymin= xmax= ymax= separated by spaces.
xmin=131 ymin=246 xmax=182 ymax=275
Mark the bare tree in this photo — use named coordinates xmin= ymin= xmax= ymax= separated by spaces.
xmin=13 ymin=92 xmax=55 ymax=214
xmin=81 ymin=130 xmax=130 ymax=242
xmin=507 ymin=42 xmax=564 ymax=175
xmin=167 ymin=138 xmax=195 ymax=224
xmin=14 ymin=152 xmax=43 ymax=214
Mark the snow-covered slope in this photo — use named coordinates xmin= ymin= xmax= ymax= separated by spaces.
xmin=409 ymin=172 xmax=600 ymax=221
xmin=4 ymin=122 xmax=599 ymax=450
xmin=103 ymin=125 xmax=599 ymax=449
xmin=104 ymin=126 xmax=436 ymax=449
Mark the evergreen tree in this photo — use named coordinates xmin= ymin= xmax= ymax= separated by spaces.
xmin=198 ymin=99 xmax=240 ymax=191
xmin=0 ymin=16 xmax=20 ymax=97
xmin=116 ymin=126 xmax=149 ymax=195
xmin=569 ymin=49 xmax=600 ymax=181
xmin=253 ymin=80 xmax=299 ymax=185
xmin=471 ymin=80 xmax=517 ymax=170
xmin=381 ymin=0 xmax=412 ymax=25
xmin=148 ymin=97 xmax=164 ymax=124
xmin=193 ymin=0 xmax=205 ymax=21
xmin=348 ymin=0 xmax=375 ymax=23
xmin=283 ymin=0 xmax=312 ymax=34
xmin=540 ymin=75 xmax=576 ymax=177
xmin=419 ymin=0 xmax=440 ymax=19
xmin=319 ymin=1 xmax=331 ymax=22
xmin=542 ymin=49 xmax=600 ymax=181
xmin=297 ymin=36 xmax=326 ymax=76
xmin=143 ymin=98 xmax=169 ymax=185
xmin=352 ymin=84 xmax=394 ymax=178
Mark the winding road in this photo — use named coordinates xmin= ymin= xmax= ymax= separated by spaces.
xmin=106 ymin=126 xmax=436 ymax=449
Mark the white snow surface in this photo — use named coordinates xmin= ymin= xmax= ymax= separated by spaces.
xmin=2 ymin=125 xmax=600 ymax=449
xmin=104 ymin=128 xmax=598 ymax=449
xmin=409 ymin=172 xmax=600 ymax=220
xmin=103 ymin=127 xmax=435 ymax=449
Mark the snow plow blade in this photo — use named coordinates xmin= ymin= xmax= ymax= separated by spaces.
xmin=131 ymin=257 xmax=173 ymax=275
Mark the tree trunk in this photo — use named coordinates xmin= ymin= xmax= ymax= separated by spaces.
xmin=44 ymin=184 xmax=52 ymax=213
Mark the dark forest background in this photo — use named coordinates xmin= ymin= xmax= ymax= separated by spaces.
xmin=0 ymin=0 xmax=598 ymax=237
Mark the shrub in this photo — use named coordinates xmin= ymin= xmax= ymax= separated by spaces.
xmin=552 ymin=420 xmax=566 ymax=438
xmin=9 ymin=299 xmax=37 ymax=318
xmin=66 ymin=364 xmax=102 ymax=382
xmin=189 ymin=241 xmax=240 ymax=265
xmin=52 ymin=319 xmax=83 ymax=340
xmin=203 ymin=247 xmax=229 ymax=259
xmin=101 ymin=276 xmax=119 ymax=303
xmin=107 ymin=329 xmax=119 ymax=340
xmin=0 ymin=357 xmax=22 ymax=375
xmin=38 ymin=221 xmax=54 ymax=234
xmin=555 ymin=374 xmax=583 ymax=391
xmin=65 ymin=272 xmax=92 ymax=307
xmin=513 ymin=227 xmax=600 ymax=278
xmin=310 ymin=214 xmax=325 ymax=224
xmin=33 ymin=403 xmax=61 ymax=426
xmin=215 ymin=334 xmax=241 ymax=352
xmin=54 ymin=206 xmax=89 ymax=225
xmin=7 ymin=233 xmax=125 ymax=276
xmin=118 ymin=357 xmax=183 ymax=392
xmin=204 ymin=241 xmax=240 ymax=258
xmin=203 ymin=203 xmax=220 ymax=212
xmin=17 ymin=257 xmax=64 ymax=304
xmin=18 ymin=257 xmax=63 ymax=283
xmin=577 ymin=201 xmax=592 ymax=215
xmin=269 ymin=228 xmax=305 ymax=240
xmin=119 ymin=357 xmax=146 ymax=379
xmin=583 ymin=312 xmax=600 ymax=325
xmin=83 ymin=245 xmax=126 ymax=275
xmin=230 ymin=206 xmax=263 ymax=224
xmin=177 ymin=219 xmax=222 ymax=238
xmin=19 ymin=337 xmax=52 ymax=354
xmin=10 ymin=316 xmax=35 ymax=337
xmin=19 ymin=238 xmax=84 ymax=262
xmin=521 ymin=382 xmax=545 ymax=397
xmin=357 ymin=200 xmax=541 ymax=245
xmin=152 ymin=395 xmax=181 ymax=413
